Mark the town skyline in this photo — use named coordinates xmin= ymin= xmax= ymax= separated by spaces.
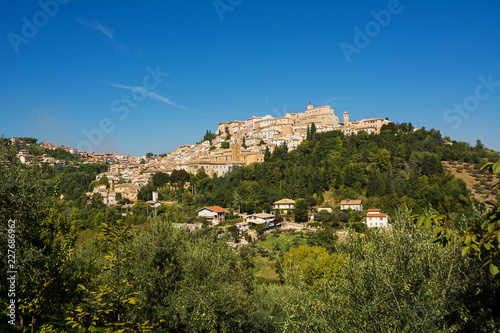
xmin=2 ymin=0 xmax=499 ymax=156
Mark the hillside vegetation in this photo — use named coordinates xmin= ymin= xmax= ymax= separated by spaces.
xmin=1 ymin=126 xmax=499 ymax=332
xmin=444 ymin=160 xmax=500 ymax=202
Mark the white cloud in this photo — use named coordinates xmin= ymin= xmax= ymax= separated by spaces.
xmin=108 ymin=83 xmax=186 ymax=110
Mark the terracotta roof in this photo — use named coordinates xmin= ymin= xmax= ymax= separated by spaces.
xmin=367 ymin=213 xmax=387 ymax=217
xmin=202 ymin=206 xmax=226 ymax=213
xmin=367 ymin=209 xmax=381 ymax=212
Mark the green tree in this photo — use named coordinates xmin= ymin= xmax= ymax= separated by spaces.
xmin=89 ymin=193 xmax=106 ymax=209
xmin=19 ymin=137 xmax=38 ymax=144
xmin=367 ymin=168 xmax=384 ymax=197
xmin=98 ymin=174 xmax=110 ymax=189
xmin=199 ymin=130 xmax=217 ymax=144
xmin=280 ymin=211 xmax=499 ymax=332
xmin=67 ymin=221 xmax=153 ymax=332
xmin=378 ymin=148 xmax=392 ymax=172
xmin=412 ymin=160 xmax=500 ymax=276
xmin=169 ymin=169 xmax=190 ymax=189
xmin=137 ymin=184 xmax=157 ymax=202
xmin=294 ymin=198 xmax=308 ymax=222
xmin=281 ymin=245 xmax=344 ymax=289
xmin=420 ymin=153 xmax=443 ymax=177
xmin=152 ymin=171 xmax=169 ymax=187
xmin=128 ymin=220 xmax=273 ymax=332
xmin=0 ymin=145 xmax=77 ymax=332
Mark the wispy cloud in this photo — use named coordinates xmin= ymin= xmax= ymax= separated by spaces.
xmin=76 ymin=18 xmax=115 ymax=41
xmin=108 ymin=83 xmax=186 ymax=110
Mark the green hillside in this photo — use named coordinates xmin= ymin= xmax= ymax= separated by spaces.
xmin=1 ymin=126 xmax=499 ymax=332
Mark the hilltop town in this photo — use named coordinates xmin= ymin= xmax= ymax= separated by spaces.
xmin=89 ymin=103 xmax=390 ymax=204
xmin=10 ymin=103 xmax=391 ymax=205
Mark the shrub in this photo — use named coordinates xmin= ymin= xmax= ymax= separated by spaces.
xmin=278 ymin=212 xmax=500 ymax=332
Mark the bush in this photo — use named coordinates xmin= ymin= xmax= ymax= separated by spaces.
xmin=129 ymin=219 xmax=275 ymax=331
xmin=278 ymin=212 xmax=500 ymax=332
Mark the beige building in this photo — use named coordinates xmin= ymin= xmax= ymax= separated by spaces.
xmin=340 ymin=199 xmax=363 ymax=211
xmin=273 ymin=199 xmax=295 ymax=213
xmin=297 ymin=103 xmax=339 ymax=127
xmin=342 ymin=114 xmax=391 ymax=135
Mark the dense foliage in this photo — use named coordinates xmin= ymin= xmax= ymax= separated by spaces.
xmin=1 ymin=127 xmax=499 ymax=332
xmin=186 ymin=125 xmax=497 ymax=215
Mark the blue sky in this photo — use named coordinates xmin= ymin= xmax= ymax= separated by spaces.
xmin=1 ymin=0 xmax=499 ymax=156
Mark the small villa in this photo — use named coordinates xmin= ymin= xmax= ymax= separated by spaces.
xmin=340 ymin=199 xmax=363 ymax=211
xmin=235 ymin=221 xmax=249 ymax=232
xmin=246 ymin=213 xmax=275 ymax=227
xmin=366 ymin=209 xmax=388 ymax=228
xmin=197 ymin=206 xmax=226 ymax=225
xmin=273 ymin=198 xmax=295 ymax=213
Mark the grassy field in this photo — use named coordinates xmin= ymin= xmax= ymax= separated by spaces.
xmin=254 ymin=256 xmax=280 ymax=284
xmin=259 ymin=230 xmax=310 ymax=252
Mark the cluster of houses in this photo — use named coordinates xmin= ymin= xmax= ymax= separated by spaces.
xmin=161 ymin=103 xmax=390 ymax=178
xmin=16 ymin=150 xmax=69 ymax=165
xmin=14 ymin=143 xmax=139 ymax=166
xmin=196 ymin=198 xmax=389 ymax=231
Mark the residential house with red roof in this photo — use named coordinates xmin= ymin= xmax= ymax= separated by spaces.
xmin=197 ymin=206 xmax=226 ymax=225
xmin=366 ymin=209 xmax=388 ymax=228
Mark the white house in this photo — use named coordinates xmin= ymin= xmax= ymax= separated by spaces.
xmin=197 ymin=206 xmax=226 ymax=225
xmin=273 ymin=199 xmax=295 ymax=213
xmin=18 ymin=154 xmax=33 ymax=164
xmin=235 ymin=222 xmax=249 ymax=232
xmin=246 ymin=213 xmax=275 ymax=227
xmin=340 ymin=199 xmax=363 ymax=211
xmin=366 ymin=209 xmax=388 ymax=228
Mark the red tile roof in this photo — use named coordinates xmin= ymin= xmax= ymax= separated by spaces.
xmin=367 ymin=213 xmax=387 ymax=217
xmin=205 ymin=206 xmax=226 ymax=213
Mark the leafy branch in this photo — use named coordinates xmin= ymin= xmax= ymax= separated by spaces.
xmin=410 ymin=160 xmax=500 ymax=275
